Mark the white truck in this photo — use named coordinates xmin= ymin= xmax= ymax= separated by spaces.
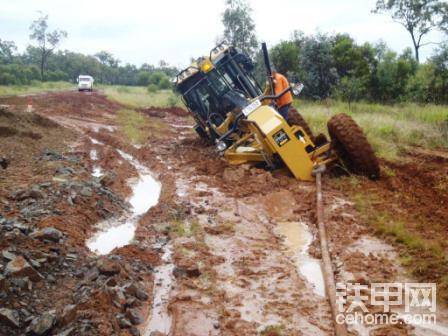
xmin=77 ymin=75 xmax=94 ymax=92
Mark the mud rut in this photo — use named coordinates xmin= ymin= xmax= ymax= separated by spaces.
xmin=32 ymin=92 xmax=448 ymax=336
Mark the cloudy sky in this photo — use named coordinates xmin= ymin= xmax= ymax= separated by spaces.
xmin=0 ymin=0 xmax=445 ymax=67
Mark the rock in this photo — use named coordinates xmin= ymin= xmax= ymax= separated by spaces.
xmin=117 ymin=315 xmax=132 ymax=329
xmin=173 ymin=265 xmax=201 ymax=278
xmin=0 ymin=157 xmax=9 ymax=169
xmin=54 ymin=327 xmax=74 ymax=336
xmin=30 ymin=227 xmax=63 ymax=242
xmin=130 ymin=326 xmax=141 ymax=336
xmin=135 ymin=288 xmax=149 ymax=301
xmin=55 ymin=167 xmax=75 ymax=176
xmin=0 ymin=308 xmax=20 ymax=328
xmin=65 ymin=253 xmax=77 ymax=261
xmin=124 ymin=282 xmax=148 ymax=301
xmin=109 ymin=287 xmax=126 ymax=308
xmin=10 ymin=188 xmax=44 ymax=201
xmin=41 ymin=149 xmax=63 ymax=161
xmin=105 ymin=277 xmax=117 ymax=287
xmin=28 ymin=311 xmax=56 ymax=335
xmin=10 ymin=277 xmax=31 ymax=290
xmin=80 ymin=187 xmax=93 ymax=197
xmin=99 ymin=173 xmax=115 ymax=187
xmin=12 ymin=221 xmax=31 ymax=234
xmin=59 ymin=304 xmax=77 ymax=326
xmin=125 ymin=308 xmax=143 ymax=325
xmin=84 ymin=267 xmax=99 ymax=282
xmin=0 ymin=275 xmax=8 ymax=291
xmin=5 ymin=256 xmax=43 ymax=281
xmin=96 ymin=258 xmax=121 ymax=276
xmin=2 ymin=249 xmax=16 ymax=261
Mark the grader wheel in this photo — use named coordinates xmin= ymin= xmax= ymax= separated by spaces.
xmin=327 ymin=113 xmax=380 ymax=179
xmin=287 ymin=107 xmax=316 ymax=143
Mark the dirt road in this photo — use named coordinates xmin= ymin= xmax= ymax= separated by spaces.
xmin=0 ymin=91 xmax=447 ymax=336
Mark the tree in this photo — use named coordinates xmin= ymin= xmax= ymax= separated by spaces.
xmin=222 ymin=0 xmax=258 ymax=58
xmin=335 ymin=76 xmax=366 ymax=110
xmin=29 ymin=14 xmax=67 ymax=80
xmin=270 ymin=41 xmax=300 ymax=78
xmin=94 ymin=51 xmax=119 ymax=68
xmin=95 ymin=51 xmax=120 ymax=83
xmin=373 ymin=0 xmax=448 ymax=62
xmin=299 ymin=34 xmax=339 ymax=99
xmin=0 ymin=39 xmax=17 ymax=63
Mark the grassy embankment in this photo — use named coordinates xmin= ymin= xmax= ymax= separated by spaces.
xmin=99 ymin=85 xmax=182 ymax=109
xmin=297 ymin=99 xmax=448 ymax=302
xmin=100 ymin=86 xmax=180 ymax=145
xmin=0 ymin=81 xmax=73 ymax=97
xmin=294 ymin=100 xmax=448 ymax=161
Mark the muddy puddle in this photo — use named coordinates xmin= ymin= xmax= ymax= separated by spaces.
xmin=144 ymin=242 xmax=175 ymax=335
xmin=86 ymin=145 xmax=161 ymax=254
xmin=275 ymin=221 xmax=325 ymax=297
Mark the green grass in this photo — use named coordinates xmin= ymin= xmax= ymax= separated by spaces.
xmin=99 ymin=85 xmax=182 ymax=109
xmin=0 ymin=81 xmax=73 ymax=97
xmin=295 ymin=100 xmax=448 ymax=161
xmin=350 ymin=188 xmax=448 ymax=301
xmin=116 ymin=108 xmax=147 ymax=144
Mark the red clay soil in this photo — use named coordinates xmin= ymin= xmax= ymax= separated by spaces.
xmin=1 ymin=91 xmax=447 ymax=335
xmin=0 ymin=92 xmax=164 ymax=336
xmin=139 ymin=106 xmax=189 ymax=118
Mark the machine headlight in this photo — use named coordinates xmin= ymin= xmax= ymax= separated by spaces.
xmin=201 ymin=59 xmax=213 ymax=73
xmin=216 ymin=141 xmax=227 ymax=152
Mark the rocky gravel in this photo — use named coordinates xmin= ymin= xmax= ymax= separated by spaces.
xmin=0 ymin=105 xmax=157 ymax=335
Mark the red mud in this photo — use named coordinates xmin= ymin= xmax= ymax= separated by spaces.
xmin=1 ymin=91 xmax=447 ymax=335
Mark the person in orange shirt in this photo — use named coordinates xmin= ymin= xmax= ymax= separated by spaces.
xmin=264 ymin=70 xmax=293 ymax=119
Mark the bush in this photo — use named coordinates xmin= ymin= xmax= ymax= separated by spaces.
xmin=148 ymin=71 xmax=166 ymax=86
xmin=147 ymin=84 xmax=158 ymax=93
xmin=167 ymin=94 xmax=178 ymax=107
xmin=137 ymin=71 xmax=151 ymax=86
xmin=158 ymin=77 xmax=171 ymax=90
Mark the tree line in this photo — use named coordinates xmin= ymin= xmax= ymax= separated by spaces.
xmin=1 ymin=1 xmax=447 ymax=104
xmin=0 ymin=14 xmax=177 ymax=89
xmin=222 ymin=0 xmax=448 ymax=104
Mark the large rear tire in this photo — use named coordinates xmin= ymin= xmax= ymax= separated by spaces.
xmin=327 ymin=113 xmax=380 ymax=179
xmin=287 ymin=107 xmax=315 ymax=142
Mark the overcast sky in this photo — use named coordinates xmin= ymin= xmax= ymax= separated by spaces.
xmin=1 ymin=0 xmax=445 ymax=68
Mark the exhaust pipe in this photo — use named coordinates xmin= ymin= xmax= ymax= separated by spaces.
xmin=261 ymin=42 xmax=275 ymax=95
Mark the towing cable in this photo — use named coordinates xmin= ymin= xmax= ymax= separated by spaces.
xmin=313 ymin=165 xmax=348 ymax=336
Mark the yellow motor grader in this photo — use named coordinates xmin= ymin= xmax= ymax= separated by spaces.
xmin=174 ymin=42 xmax=380 ymax=181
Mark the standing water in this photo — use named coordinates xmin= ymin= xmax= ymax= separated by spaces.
xmin=144 ymin=243 xmax=175 ymax=335
xmin=276 ymin=221 xmax=325 ymax=296
xmin=86 ymin=148 xmax=161 ymax=254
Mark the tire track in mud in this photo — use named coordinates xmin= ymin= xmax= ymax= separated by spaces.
xmin=164 ymin=173 xmax=334 ymax=335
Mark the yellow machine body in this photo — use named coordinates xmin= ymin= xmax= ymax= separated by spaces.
xmin=223 ymin=105 xmax=335 ymax=181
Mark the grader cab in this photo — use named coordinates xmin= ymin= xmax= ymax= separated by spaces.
xmin=174 ymin=42 xmax=380 ymax=181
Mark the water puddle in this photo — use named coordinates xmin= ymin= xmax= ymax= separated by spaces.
xmin=90 ymin=138 xmax=104 ymax=145
xmin=86 ymin=147 xmax=161 ymax=254
xmin=276 ymin=221 xmax=325 ymax=297
xmin=92 ymin=166 xmax=103 ymax=177
xmin=90 ymin=149 xmax=98 ymax=160
xmin=89 ymin=147 xmax=103 ymax=178
xmin=144 ymin=242 xmax=174 ymax=335
xmin=170 ymin=123 xmax=193 ymax=129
